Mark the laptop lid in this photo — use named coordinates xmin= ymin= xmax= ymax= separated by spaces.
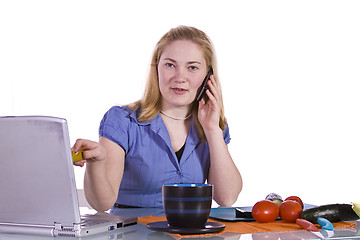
xmin=0 ymin=116 xmax=137 ymax=237
xmin=0 ymin=116 xmax=81 ymax=226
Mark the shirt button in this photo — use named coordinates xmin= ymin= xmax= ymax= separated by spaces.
xmin=176 ymin=170 xmax=181 ymax=175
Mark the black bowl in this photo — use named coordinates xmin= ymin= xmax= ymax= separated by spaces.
xmin=162 ymin=183 xmax=213 ymax=228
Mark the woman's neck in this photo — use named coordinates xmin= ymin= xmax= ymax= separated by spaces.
xmin=160 ymin=110 xmax=192 ymax=121
xmin=160 ymin=104 xmax=192 ymax=121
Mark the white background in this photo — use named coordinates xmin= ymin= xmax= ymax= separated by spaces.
xmin=1 ymin=0 xmax=359 ymax=207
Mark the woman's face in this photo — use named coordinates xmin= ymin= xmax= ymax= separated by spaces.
xmin=158 ymin=40 xmax=207 ymax=110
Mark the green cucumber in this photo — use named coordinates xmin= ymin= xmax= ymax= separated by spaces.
xmin=301 ymin=204 xmax=359 ymax=223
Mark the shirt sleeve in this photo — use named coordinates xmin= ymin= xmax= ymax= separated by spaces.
xmin=99 ymin=106 xmax=131 ymax=153
xmin=223 ymin=123 xmax=231 ymax=145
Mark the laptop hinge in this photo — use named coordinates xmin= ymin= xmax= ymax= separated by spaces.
xmin=53 ymin=222 xmax=78 ymax=237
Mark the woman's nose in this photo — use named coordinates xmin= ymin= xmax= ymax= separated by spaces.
xmin=174 ymin=69 xmax=187 ymax=82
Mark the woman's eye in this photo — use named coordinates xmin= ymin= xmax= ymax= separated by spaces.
xmin=165 ymin=63 xmax=175 ymax=68
xmin=189 ymin=66 xmax=198 ymax=71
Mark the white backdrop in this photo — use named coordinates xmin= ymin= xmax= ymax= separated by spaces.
xmin=1 ymin=0 xmax=359 ymax=207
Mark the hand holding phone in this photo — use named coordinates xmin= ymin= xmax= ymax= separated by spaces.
xmin=196 ymin=68 xmax=213 ymax=102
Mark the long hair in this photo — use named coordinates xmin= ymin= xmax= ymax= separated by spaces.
xmin=128 ymin=26 xmax=226 ymax=141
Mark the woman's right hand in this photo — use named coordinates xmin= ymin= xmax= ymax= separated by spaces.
xmin=74 ymin=137 xmax=124 ymax=211
xmin=72 ymin=138 xmax=107 ymax=167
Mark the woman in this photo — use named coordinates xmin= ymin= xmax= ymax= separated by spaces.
xmin=73 ymin=26 xmax=242 ymax=211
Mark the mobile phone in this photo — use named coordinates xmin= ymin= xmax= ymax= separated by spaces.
xmin=196 ymin=68 xmax=213 ymax=102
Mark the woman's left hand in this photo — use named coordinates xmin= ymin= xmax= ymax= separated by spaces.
xmin=198 ymin=75 xmax=243 ymax=206
xmin=197 ymin=75 xmax=222 ymax=133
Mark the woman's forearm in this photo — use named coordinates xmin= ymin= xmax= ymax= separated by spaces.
xmin=84 ymin=161 xmax=118 ymax=212
xmin=206 ymin=128 xmax=243 ymax=206
xmin=83 ymin=137 xmax=125 ymax=212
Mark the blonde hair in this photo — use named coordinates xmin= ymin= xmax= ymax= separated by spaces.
xmin=128 ymin=25 xmax=226 ymax=141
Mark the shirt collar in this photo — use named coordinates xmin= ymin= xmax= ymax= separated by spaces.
xmin=187 ymin=118 xmax=201 ymax=145
xmin=128 ymin=108 xmax=152 ymax=126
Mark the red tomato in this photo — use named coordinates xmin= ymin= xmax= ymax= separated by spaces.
xmin=279 ymin=200 xmax=303 ymax=222
xmin=252 ymin=200 xmax=280 ymax=223
xmin=285 ymin=196 xmax=304 ymax=209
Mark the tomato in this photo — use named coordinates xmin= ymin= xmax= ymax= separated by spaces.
xmin=279 ymin=200 xmax=303 ymax=222
xmin=252 ymin=200 xmax=280 ymax=223
xmin=285 ymin=196 xmax=304 ymax=209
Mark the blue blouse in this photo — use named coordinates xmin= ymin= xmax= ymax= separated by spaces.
xmin=99 ymin=106 xmax=230 ymax=208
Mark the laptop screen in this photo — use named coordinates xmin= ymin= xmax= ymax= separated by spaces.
xmin=0 ymin=116 xmax=81 ymax=227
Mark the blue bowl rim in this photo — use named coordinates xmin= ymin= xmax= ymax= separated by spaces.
xmin=163 ymin=183 xmax=212 ymax=187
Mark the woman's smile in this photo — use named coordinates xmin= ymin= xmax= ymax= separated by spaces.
xmin=171 ymin=87 xmax=188 ymax=95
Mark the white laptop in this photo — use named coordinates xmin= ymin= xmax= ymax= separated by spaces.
xmin=0 ymin=116 xmax=137 ymax=237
